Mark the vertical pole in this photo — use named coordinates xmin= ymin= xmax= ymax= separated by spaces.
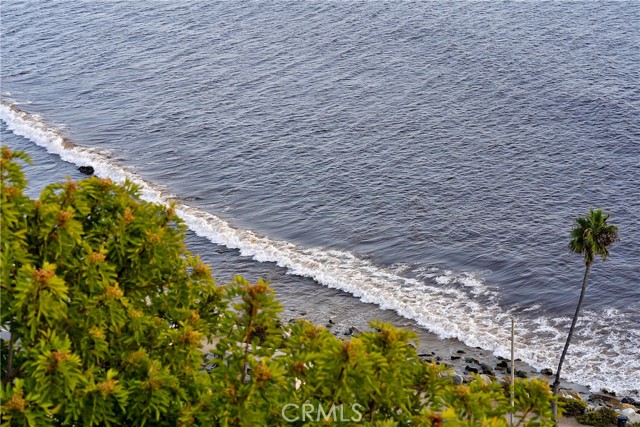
xmin=510 ymin=317 xmax=515 ymax=427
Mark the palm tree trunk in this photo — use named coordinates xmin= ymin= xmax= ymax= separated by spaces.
xmin=551 ymin=263 xmax=591 ymax=421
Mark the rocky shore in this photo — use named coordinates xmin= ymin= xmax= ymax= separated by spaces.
xmin=282 ymin=305 xmax=640 ymax=424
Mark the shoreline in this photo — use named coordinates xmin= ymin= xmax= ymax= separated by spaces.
xmin=277 ymin=295 xmax=636 ymax=409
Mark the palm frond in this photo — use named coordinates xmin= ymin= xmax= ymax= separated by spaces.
xmin=568 ymin=208 xmax=619 ymax=265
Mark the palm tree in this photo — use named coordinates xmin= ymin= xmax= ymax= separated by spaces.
xmin=551 ymin=208 xmax=619 ymax=417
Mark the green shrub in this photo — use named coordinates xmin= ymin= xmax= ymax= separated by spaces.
xmin=577 ymin=407 xmax=619 ymax=427
xmin=559 ymin=396 xmax=589 ymax=416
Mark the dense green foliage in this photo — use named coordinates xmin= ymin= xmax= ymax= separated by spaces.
xmin=1 ymin=147 xmax=557 ymax=426
xmin=577 ymin=408 xmax=618 ymax=427
xmin=568 ymin=209 xmax=620 ymax=267
xmin=1 ymin=147 xmax=223 ymax=426
xmin=558 ymin=396 xmax=588 ymax=417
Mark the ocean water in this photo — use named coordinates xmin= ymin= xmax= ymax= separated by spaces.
xmin=1 ymin=1 xmax=639 ymax=395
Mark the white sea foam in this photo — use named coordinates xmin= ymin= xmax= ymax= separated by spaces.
xmin=1 ymin=100 xmax=638 ymax=396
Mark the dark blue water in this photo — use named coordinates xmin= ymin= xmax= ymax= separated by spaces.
xmin=2 ymin=1 xmax=639 ymax=394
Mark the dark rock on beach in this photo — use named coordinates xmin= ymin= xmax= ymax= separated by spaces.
xmin=541 ymin=368 xmax=553 ymax=375
xmin=466 ymin=366 xmax=479 ymax=374
xmin=79 ymin=165 xmax=94 ymax=175
xmin=343 ymin=326 xmax=360 ymax=336
xmin=480 ymin=363 xmax=495 ymax=376
xmin=621 ymin=397 xmax=639 ymax=406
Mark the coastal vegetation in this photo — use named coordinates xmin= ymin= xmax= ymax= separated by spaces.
xmin=576 ymin=407 xmax=618 ymax=427
xmin=1 ymin=146 xmax=556 ymax=426
xmin=558 ymin=396 xmax=588 ymax=417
